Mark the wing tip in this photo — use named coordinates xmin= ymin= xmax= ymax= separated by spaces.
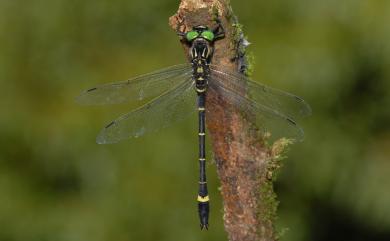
xmin=74 ymin=93 xmax=84 ymax=104
xmin=74 ymin=91 xmax=94 ymax=105
xmin=96 ymin=137 xmax=106 ymax=145
xmin=297 ymin=97 xmax=312 ymax=117
xmin=96 ymin=133 xmax=114 ymax=145
xmin=95 ymin=121 xmax=117 ymax=144
xmin=96 ymin=130 xmax=108 ymax=144
xmin=302 ymin=101 xmax=313 ymax=117
xmin=284 ymin=117 xmax=305 ymax=142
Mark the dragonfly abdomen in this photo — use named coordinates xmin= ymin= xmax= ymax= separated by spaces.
xmin=197 ymin=91 xmax=209 ymax=230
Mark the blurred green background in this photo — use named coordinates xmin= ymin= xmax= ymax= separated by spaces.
xmin=1 ymin=0 xmax=389 ymax=241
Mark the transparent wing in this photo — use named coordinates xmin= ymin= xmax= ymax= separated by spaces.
xmin=97 ymin=78 xmax=196 ymax=144
xmin=210 ymin=65 xmax=312 ymax=120
xmin=209 ymin=69 xmax=310 ymax=141
xmin=76 ymin=64 xmax=192 ymax=105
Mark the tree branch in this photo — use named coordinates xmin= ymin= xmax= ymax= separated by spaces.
xmin=170 ymin=1 xmax=287 ymax=240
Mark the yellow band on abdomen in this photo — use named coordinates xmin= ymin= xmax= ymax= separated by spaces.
xmin=197 ymin=195 xmax=210 ymax=202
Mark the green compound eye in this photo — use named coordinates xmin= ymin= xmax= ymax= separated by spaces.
xmin=186 ymin=31 xmax=199 ymax=41
xmin=201 ymin=30 xmax=215 ymax=41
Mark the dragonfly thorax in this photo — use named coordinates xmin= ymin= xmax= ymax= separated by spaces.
xmin=192 ymin=58 xmax=209 ymax=93
xmin=190 ymin=39 xmax=212 ymax=94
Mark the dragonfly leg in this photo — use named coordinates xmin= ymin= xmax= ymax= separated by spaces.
xmin=176 ymin=17 xmax=187 ymax=37
xmin=212 ymin=18 xmax=225 ymax=40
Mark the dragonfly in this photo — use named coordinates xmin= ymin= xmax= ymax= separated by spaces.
xmin=76 ymin=21 xmax=311 ymax=230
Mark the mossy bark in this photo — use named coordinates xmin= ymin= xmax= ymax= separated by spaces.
xmin=169 ymin=1 xmax=287 ymax=240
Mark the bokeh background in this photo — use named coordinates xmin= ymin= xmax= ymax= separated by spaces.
xmin=1 ymin=0 xmax=389 ymax=241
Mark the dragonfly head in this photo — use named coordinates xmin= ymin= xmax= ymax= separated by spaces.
xmin=185 ymin=26 xmax=215 ymax=60
xmin=182 ymin=23 xmax=225 ymax=61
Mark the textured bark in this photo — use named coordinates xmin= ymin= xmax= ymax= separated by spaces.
xmin=169 ymin=1 xmax=286 ymax=241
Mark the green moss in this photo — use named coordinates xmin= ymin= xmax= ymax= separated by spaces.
xmin=211 ymin=5 xmax=219 ymax=21
xmin=231 ymin=22 xmax=243 ymax=43
xmin=256 ymin=138 xmax=293 ymax=238
xmin=258 ymin=179 xmax=279 ymax=223
xmin=230 ymin=22 xmax=256 ymax=77
xmin=268 ymin=138 xmax=293 ymax=181
xmin=244 ymin=51 xmax=255 ymax=77
xmin=225 ymin=0 xmax=234 ymax=21
xmin=272 ymin=138 xmax=293 ymax=161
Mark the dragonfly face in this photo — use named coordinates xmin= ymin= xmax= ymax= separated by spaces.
xmin=191 ymin=38 xmax=212 ymax=61
xmin=186 ymin=26 xmax=215 ymax=61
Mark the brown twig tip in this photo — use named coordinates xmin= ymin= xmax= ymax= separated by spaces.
xmin=169 ymin=0 xmax=225 ymax=28
xmin=170 ymin=1 xmax=282 ymax=241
